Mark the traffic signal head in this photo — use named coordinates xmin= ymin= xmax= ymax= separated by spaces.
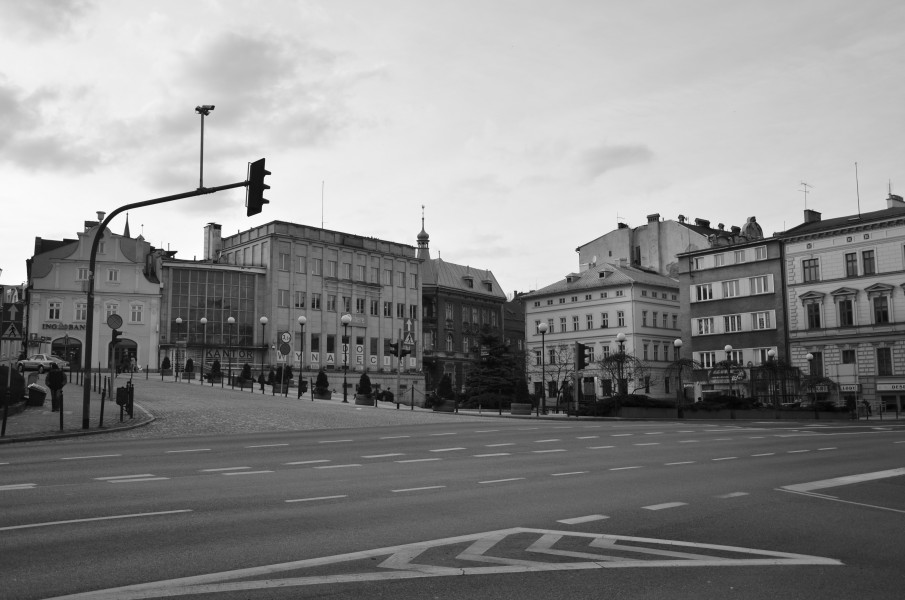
xmin=575 ymin=342 xmax=591 ymax=370
xmin=388 ymin=342 xmax=399 ymax=356
xmin=112 ymin=329 xmax=122 ymax=344
xmin=246 ymin=158 xmax=271 ymax=216
xmin=400 ymin=347 xmax=411 ymax=358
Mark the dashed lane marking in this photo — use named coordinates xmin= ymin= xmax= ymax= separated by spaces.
xmin=61 ymin=454 xmax=122 ymax=460
xmin=532 ymin=449 xmax=566 ymax=454
xmin=557 ymin=515 xmax=609 ymax=525
xmin=430 ymin=447 xmax=465 ymax=452
xmin=576 ymin=436 xmax=599 ymax=439
xmin=96 ymin=474 xmax=168 ymax=483
xmin=643 ymin=502 xmax=688 ymax=510
xmin=223 ymin=470 xmax=274 ymax=476
xmin=0 ymin=510 xmax=192 ymax=532
xmin=314 ymin=464 xmax=361 ymax=469
xmin=391 ymin=485 xmax=445 ymax=493
xmin=718 ymin=492 xmax=749 ymax=498
xmin=166 ymin=449 xmax=211 ymax=454
xmin=782 ymin=468 xmax=905 ymax=494
xmin=713 ymin=457 xmax=737 ymax=461
xmin=665 ymin=461 xmax=695 ymax=466
xmin=1 ymin=483 xmax=37 ymax=491
xmin=319 ymin=439 xmax=354 ymax=444
xmin=286 ymin=495 xmax=347 ymax=503
xmin=752 ymin=453 xmax=775 ymax=457
xmin=818 ymin=448 xmax=837 ymax=451
xmin=535 ymin=439 xmax=560 ymax=443
xmin=634 ymin=443 xmax=660 ymax=446
xmin=429 ymin=432 xmax=457 ymax=436
xmin=479 ymin=477 xmax=525 ymax=484
xmin=361 ymin=453 xmax=405 ymax=458
xmin=395 ymin=458 xmax=442 ymax=463
xmin=588 ymin=445 xmax=615 ymax=449
xmin=610 ymin=466 xmax=643 ymax=471
xmin=787 ymin=450 xmax=810 ymax=453
xmin=486 ymin=443 xmax=515 ymax=447
xmin=285 ymin=460 xmax=330 ymax=466
xmin=246 ymin=443 xmax=289 ymax=448
xmin=200 ymin=467 xmax=250 ymax=472
xmin=551 ymin=471 xmax=588 ymax=477
xmin=380 ymin=435 xmax=410 ymax=439
xmin=473 ymin=453 xmax=511 ymax=457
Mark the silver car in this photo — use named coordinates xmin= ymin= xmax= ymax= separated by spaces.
xmin=17 ymin=354 xmax=70 ymax=373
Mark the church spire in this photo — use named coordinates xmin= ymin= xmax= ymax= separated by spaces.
xmin=123 ymin=212 xmax=131 ymax=238
xmin=416 ymin=204 xmax=430 ymax=260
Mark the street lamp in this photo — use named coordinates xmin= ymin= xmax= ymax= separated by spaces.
xmin=297 ymin=315 xmax=307 ymax=399
xmin=767 ymin=348 xmax=778 ymax=418
xmin=806 ymin=352 xmax=815 ymax=418
xmin=259 ymin=316 xmax=268 ymax=394
xmin=175 ymin=317 xmax=183 ymax=381
xmin=673 ymin=338 xmax=684 ymax=418
xmin=724 ymin=344 xmax=734 ymax=399
xmin=199 ymin=317 xmax=208 ymax=384
xmin=227 ymin=316 xmax=235 ymax=389
xmin=341 ymin=313 xmax=352 ymax=403
xmin=616 ymin=332 xmax=627 ymax=414
xmin=195 ymin=104 xmax=214 ymax=189
xmin=538 ymin=321 xmax=548 ymax=416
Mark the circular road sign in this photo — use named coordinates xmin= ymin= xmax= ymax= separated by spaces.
xmin=279 ymin=342 xmax=292 ymax=356
xmin=280 ymin=331 xmax=292 ymax=344
xmin=106 ymin=314 xmax=123 ymax=329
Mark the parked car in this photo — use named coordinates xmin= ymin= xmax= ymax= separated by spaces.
xmin=17 ymin=354 xmax=69 ymax=373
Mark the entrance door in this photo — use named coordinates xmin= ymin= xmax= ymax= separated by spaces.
xmin=110 ymin=339 xmax=138 ymax=373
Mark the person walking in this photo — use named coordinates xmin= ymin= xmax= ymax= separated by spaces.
xmin=45 ymin=363 xmax=67 ymax=412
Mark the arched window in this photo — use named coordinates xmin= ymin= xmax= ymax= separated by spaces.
xmin=446 ymin=333 xmax=454 ymax=352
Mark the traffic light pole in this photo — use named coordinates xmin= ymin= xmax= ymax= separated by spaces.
xmin=80 ymin=181 xmax=247 ymax=429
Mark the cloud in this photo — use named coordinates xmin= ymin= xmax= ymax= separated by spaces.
xmin=579 ymin=142 xmax=654 ymax=180
xmin=0 ymin=0 xmax=94 ymax=40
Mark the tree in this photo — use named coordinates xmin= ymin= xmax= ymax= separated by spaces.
xmin=240 ymin=363 xmax=252 ymax=381
xmin=437 ymin=373 xmax=454 ymax=399
xmin=161 ymin=356 xmax=171 ymax=371
xmin=314 ymin=369 xmax=330 ymax=393
xmin=358 ymin=372 xmax=372 ymax=397
xmin=464 ymin=330 xmax=522 ymax=405
xmin=665 ymin=356 xmax=701 ymax=417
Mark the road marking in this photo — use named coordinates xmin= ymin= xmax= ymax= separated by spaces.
xmin=0 ymin=510 xmax=192 ymax=532
xmin=0 ymin=483 xmax=37 ymax=491
xmin=679 ymin=440 xmax=699 ymax=443
xmin=665 ymin=461 xmax=695 ymax=466
xmin=395 ymin=458 xmax=442 ymax=463
xmin=485 ymin=443 xmax=515 ymax=447
xmin=285 ymin=460 xmax=331 ymax=465
xmin=714 ymin=438 xmax=732 ymax=441
xmin=517 ymin=427 xmax=539 ymax=430
xmin=532 ymin=449 xmax=566 ymax=454
xmin=895 ymin=441 xmax=905 ymax=444
xmin=430 ymin=447 xmax=465 ymax=452
xmin=551 ymin=471 xmax=588 ymax=477
xmin=61 ymin=454 xmax=122 ymax=460
xmin=557 ymin=515 xmax=609 ymax=525
xmin=361 ymin=453 xmax=405 ymax=458
xmin=787 ymin=450 xmax=810 ymax=453
xmin=633 ymin=443 xmax=660 ymax=446
xmin=713 ymin=457 xmax=737 ymax=461
xmin=166 ymin=448 xmax=211 ymax=454
xmin=610 ymin=466 xmax=642 ymax=471
xmin=718 ymin=492 xmax=749 ymax=498
xmin=643 ymin=502 xmax=688 ymax=510
xmin=96 ymin=474 xmax=168 ymax=483
xmin=473 ymin=453 xmax=510 ymax=457
xmin=391 ymin=486 xmax=445 ymax=493
xmin=677 ymin=430 xmax=695 ymax=433
xmin=286 ymin=495 xmax=347 ymax=503
xmin=474 ymin=429 xmax=499 ymax=433
xmin=782 ymin=468 xmax=905 ymax=493
xmin=749 ymin=436 xmax=766 ymax=439
xmin=319 ymin=439 xmax=353 ymax=444
xmin=588 ymin=445 xmax=615 ymax=449
xmin=200 ymin=467 xmax=250 ymax=472
xmin=429 ymin=432 xmax=457 ymax=436
xmin=817 ymin=448 xmax=837 ymax=451
xmin=314 ymin=464 xmax=361 ymax=469
xmin=644 ymin=432 xmax=663 ymax=435
xmin=380 ymin=435 xmax=410 ymax=439
xmin=223 ymin=470 xmax=274 ymax=476
xmin=752 ymin=453 xmax=775 ymax=457
xmin=479 ymin=477 xmax=525 ymax=484
xmin=535 ymin=439 xmax=560 ymax=443
xmin=611 ymin=434 xmax=632 ymax=437
xmin=246 ymin=443 xmax=289 ymax=448
xmin=59 ymin=527 xmax=841 ymax=597
xmin=576 ymin=436 xmax=599 ymax=439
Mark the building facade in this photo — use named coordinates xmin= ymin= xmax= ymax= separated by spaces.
xmin=781 ymin=194 xmax=905 ymax=414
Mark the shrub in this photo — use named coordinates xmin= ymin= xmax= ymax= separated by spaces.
xmin=184 ymin=358 xmax=194 ymax=373
xmin=161 ymin=356 xmax=171 ymax=370
xmin=0 ymin=365 xmax=26 ymax=404
xmin=358 ymin=372 xmax=372 ymax=396
xmin=315 ymin=369 xmax=330 ymax=393
xmin=241 ymin=363 xmax=252 ymax=380
xmin=437 ymin=373 xmax=454 ymax=399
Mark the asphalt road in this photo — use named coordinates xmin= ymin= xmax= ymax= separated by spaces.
xmin=1 ymin=388 xmax=903 ymax=599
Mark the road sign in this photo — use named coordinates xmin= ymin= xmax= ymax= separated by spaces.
xmin=402 ymin=332 xmax=415 ymax=346
xmin=280 ymin=332 xmax=292 ymax=344
xmin=106 ymin=314 xmax=123 ymax=329
xmin=279 ymin=342 xmax=291 ymax=356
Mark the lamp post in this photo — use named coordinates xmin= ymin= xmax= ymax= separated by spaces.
xmin=767 ymin=348 xmax=778 ymax=418
xmin=673 ymin=338 xmax=684 ymax=418
xmin=616 ymin=332 xmax=626 ymax=414
xmin=175 ymin=317 xmax=183 ymax=381
xmin=298 ymin=316 xmax=307 ymax=398
xmin=63 ymin=334 xmax=70 ymax=382
xmin=199 ymin=317 xmax=208 ymax=384
xmin=227 ymin=316 xmax=235 ymax=389
xmin=806 ymin=352 xmax=816 ymax=418
xmin=259 ymin=316 xmax=268 ymax=394
xmin=538 ymin=321 xmax=548 ymax=416
xmin=195 ymin=104 xmax=214 ymax=189
xmin=724 ymin=345 xmax=734 ymax=399
xmin=341 ymin=313 xmax=352 ymax=403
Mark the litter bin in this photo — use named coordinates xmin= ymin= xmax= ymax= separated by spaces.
xmin=51 ymin=389 xmax=62 ymax=411
xmin=27 ymin=384 xmax=48 ymax=407
xmin=116 ymin=387 xmax=128 ymax=406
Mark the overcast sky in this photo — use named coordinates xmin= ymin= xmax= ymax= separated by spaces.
xmin=1 ymin=0 xmax=903 ymax=296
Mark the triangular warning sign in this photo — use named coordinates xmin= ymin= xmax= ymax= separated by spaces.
xmin=1 ymin=323 xmax=21 ymax=339
xmin=402 ymin=332 xmax=415 ymax=346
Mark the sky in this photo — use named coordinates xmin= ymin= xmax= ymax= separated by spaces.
xmin=1 ymin=0 xmax=903 ymax=296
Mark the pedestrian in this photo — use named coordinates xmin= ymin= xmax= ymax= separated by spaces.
xmin=45 ymin=363 xmax=67 ymax=412
xmin=862 ymin=399 xmax=872 ymax=417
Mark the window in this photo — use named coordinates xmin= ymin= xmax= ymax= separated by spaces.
xmin=278 ymin=289 xmax=289 ymax=307
xmin=571 ymin=295 xmax=578 ymax=302
xmin=278 ymin=253 xmax=290 ymax=271
xmin=327 ymin=260 xmax=338 ymax=277
xmin=696 ymin=317 xmax=714 ymax=335
xmin=693 ymin=257 xmax=703 ymax=270
xmin=586 ymin=314 xmax=594 ymax=330
xmin=754 ymin=246 xmax=767 ymax=260
xmin=410 ymin=305 xmax=418 ymax=320
xmin=446 ymin=334 xmax=454 ymax=352
xmin=369 ymin=266 xmax=378 ymax=283
xmin=48 ymin=302 xmax=61 ymax=320
xmin=535 ymin=349 xmax=542 ymax=366
xmin=842 ymin=349 xmax=856 ymax=364
xmin=642 ymin=311 xmax=648 ymax=326
xmin=410 ymin=273 xmax=418 ymax=289
xmin=75 ymin=302 xmax=87 ymax=321
xmin=727 ymin=350 xmax=743 ymax=364
xmin=130 ymin=304 xmax=143 ymax=323
xmin=572 ymin=316 xmax=580 ymax=331
xmin=107 ymin=269 xmax=119 ymax=282
xmin=643 ymin=344 xmax=649 ymax=360
xmin=342 ymin=263 xmax=352 ymax=279
xmin=547 ymin=318 xmax=554 ymax=332
xmin=877 ymin=347 xmax=892 ymax=376
xmin=342 ymin=296 xmax=351 ymax=313
xmin=585 ymin=294 xmax=592 ymax=300
xmin=652 ymin=312 xmax=658 ymax=327
xmin=752 ymin=311 xmax=771 ymax=330
xmin=862 ymin=250 xmax=876 ymax=276
xmin=463 ymin=336 xmax=470 ymax=353
xmin=353 ymin=265 xmax=364 ymax=281
xmin=311 ymin=293 xmax=321 ymax=310
xmin=672 ymin=314 xmax=678 ymax=329
xmin=724 ymin=314 xmax=742 ymax=332
xmin=699 ymin=352 xmax=716 ymax=368
xmin=615 ymin=290 xmax=624 ymax=297
xmin=749 ymin=276 xmax=769 ymax=295
xmin=601 ymin=313 xmax=609 ymax=328
xmin=810 ymin=352 xmax=824 ymax=377
xmin=356 ymin=298 xmax=366 ymax=314
xmin=714 ymin=254 xmax=725 ymax=267
xmin=548 ymin=348 xmax=557 ymax=365
xmin=722 ymin=280 xmax=740 ymax=298
xmin=617 ymin=311 xmax=625 ymax=327
xmin=383 ymin=269 xmax=392 ymax=285
xmin=873 ymin=296 xmax=889 ymax=324
xmin=327 ymin=295 xmax=337 ymax=311
xmin=734 ymin=249 xmax=746 ymax=263
xmin=806 ymin=303 xmax=821 ymax=329
xmin=105 ymin=304 xmax=118 ymax=319
xmin=560 ymin=317 xmax=567 ymax=333
xmin=653 ymin=345 xmax=659 ymax=361
xmin=396 ymin=271 xmax=405 ymax=287
xmin=77 ymin=267 xmax=89 ymax=281
xmin=838 ymin=298 xmax=854 ymax=326
xmin=445 ymin=303 xmax=454 ymax=320
xmin=695 ymin=284 xmax=713 ymax=301
xmin=297 ymin=256 xmax=306 ymax=273
xmin=802 ymin=258 xmax=820 ymax=282
xmin=294 ymin=291 xmax=306 ymax=309
xmin=370 ymin=299 xmax=379 ymax=316
xmin=845 ymin=253 xmax=858 ymax=277
xmin=397 ymin=303 xmax=405 ymax=318
xmin=662 ymin=313 xmax=668 ymax=328
xmin=311 ymin=258 xmax=322 ymax=276
xmin=641 ymin=290 xmax=648 ymax=297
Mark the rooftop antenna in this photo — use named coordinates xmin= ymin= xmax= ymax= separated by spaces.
xmin=321 ymin=181 xmax=325 ymax=229
xmin=855 ymin=162 xmax=861 ymax=216
xmin=799 ymin=181 xmax=813 ymax=210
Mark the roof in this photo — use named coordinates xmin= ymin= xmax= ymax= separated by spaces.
xmin=422 ymin=257 xmax=506 ymax=300
xmin=782 ymin=205 xmax=905 ymax=238
xmin=521 ymin=262 xmax=678 ymax=299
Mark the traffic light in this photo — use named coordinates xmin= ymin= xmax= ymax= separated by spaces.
xmin=388 ymin=342 xmax=399 ymax=357
xmin=112 ymin=329 xmax=122 ymax=345
xmin=246 ymin=158 xmax=271 ymax=216
xmin=575 ymin=342 xmax=591 ymax=370
xmin=400 ymin=347 xmax=411 ymax=358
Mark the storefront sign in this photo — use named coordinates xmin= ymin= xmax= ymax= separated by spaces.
xmin=42 ymin=323 xmax=87 ymax=330
xmin=876 ymin=382 xmax=905 ymax=392
xmin=839 ymin=384 xmax=861 ymax=392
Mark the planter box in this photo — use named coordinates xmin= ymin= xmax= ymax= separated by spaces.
xmin=432 ymin=402 xmax=455 ymax=413
xmin=182 ymin=372 xmax=196 ymax=380
xmin=510 ymin=403 xmax=533 ymax=415
xmin=313 ymin=390 xmax=332 ymax=400
xmin=160 ymin=369 xmax=173 ymax=376
xmin=354 ymin=394 xmax=375 ymax=406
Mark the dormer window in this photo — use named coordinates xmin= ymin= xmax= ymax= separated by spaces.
xmin=463 ymin=275 xmax=474 ymax=288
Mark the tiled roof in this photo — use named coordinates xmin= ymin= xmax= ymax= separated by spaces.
xmin=521 ymin=262 xmax=678 ymax=299
xmin=782 ymin=206 xmax=905 ymax=237
xmin=423 ymin=258 xmax=506 ymax=300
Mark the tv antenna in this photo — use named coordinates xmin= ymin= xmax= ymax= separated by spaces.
xmin=799 ymin=181 xmax=813 ymax=209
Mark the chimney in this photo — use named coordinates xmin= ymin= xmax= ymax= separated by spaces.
xmin=694 ymin=218 xmax=711 ymax=228
xmin=887 ymin=193 xmax=905 ymax=209
xmin=678 ymin=214 xmax=686 ymax=223
xmin=804 ymin=209 xmax=822 ymax=224
xmin=97 ymin=211 xmax=106 ymax=222
xmin=731 ymin=226 xmax=741 ymax=235
xmin=204 ymin=223 xmax=222 ymax=261
xmin=617 ymin=222 xmax=629 ymax=229
xmin=646 ymin=213 xmax=660 ymax=223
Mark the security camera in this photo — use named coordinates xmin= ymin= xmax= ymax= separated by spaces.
xmin=195 ymin=105 xmax=215 ymax=115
